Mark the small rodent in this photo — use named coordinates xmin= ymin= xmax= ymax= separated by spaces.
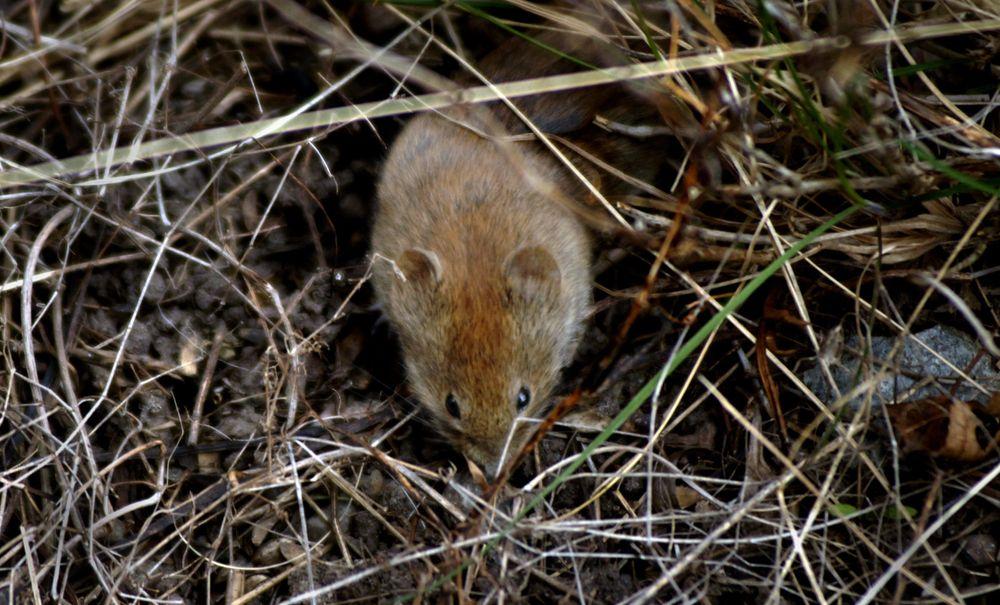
xmin=371 ymin=35 xmax=622 ymax=476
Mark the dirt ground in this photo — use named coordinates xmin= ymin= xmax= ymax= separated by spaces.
xmin=1 ymin=1 xmax=999 ymax=603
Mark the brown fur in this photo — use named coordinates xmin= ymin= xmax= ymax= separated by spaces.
xmin=370 ymin=32 xmax=634 ymax=474
xmin=371 ymin=109 xmax=591 ymax=474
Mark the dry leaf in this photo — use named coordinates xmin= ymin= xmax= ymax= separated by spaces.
xmin=674 ymin=486 xmax=702 ymax=509
xmin=887 ymin=396 xmax=1000 ymax=462
xmin=467 ymin=457 xmax=489 ymax=491
xmin=178 ymin=336 xmax=203 ymax=377
xmin=278 ymin=539 xmax=306 ymax=561
xmin=561 ymin=408 xmax=613 ymax=432
xmin=251 ymin=515 xmax=278 ymax=546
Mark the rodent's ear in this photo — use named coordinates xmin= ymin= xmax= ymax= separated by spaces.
xmin=398 ymin=248 xmax=442 ymax=285
xmin=504 ymin=246 xmax=560 ymax=294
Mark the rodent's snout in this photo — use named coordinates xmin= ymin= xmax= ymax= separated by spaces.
xmin=463 ymin=433 xmax=523 ymax=481
xmin=463 ymin=442 xmax=504 ymax=480
xmin=463 ymin=422 xmax=532 ymax=480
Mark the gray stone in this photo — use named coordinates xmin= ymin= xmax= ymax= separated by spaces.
xmin=802 ymin=325 xmax=1000 ymax=408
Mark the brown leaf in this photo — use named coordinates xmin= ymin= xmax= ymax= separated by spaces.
xmin=466 ymin=457 xmax=489 ymax=491
xmin=887 ymin=396 xmax=1000 ymax=462
xmin=674 ymin=486 xmax=702 ymax=509
xmin=561 ymin=408 xmax=613 ymax=432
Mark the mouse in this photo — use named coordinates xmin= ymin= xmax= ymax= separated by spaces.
xmin=370 ymin=33 xmax=629 ymax=476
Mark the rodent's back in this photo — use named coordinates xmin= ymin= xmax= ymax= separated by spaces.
xmin=373 ymin=111 xmax=590 ymax=307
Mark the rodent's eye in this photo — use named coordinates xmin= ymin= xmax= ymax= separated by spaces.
xmin=516 ymin=387 xmax=531 ymax=411
xmin=445 ymin=394 xmax=461 ymax=419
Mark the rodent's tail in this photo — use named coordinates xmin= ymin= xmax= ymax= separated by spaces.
xmin=470 ymin=29 xmax=628 ymax=136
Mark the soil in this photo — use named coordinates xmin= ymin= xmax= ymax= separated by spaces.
xmin=1 ymin=2 xmax=998 ymax=603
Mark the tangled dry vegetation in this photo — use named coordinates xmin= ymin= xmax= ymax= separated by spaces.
xmin=2 ymin=0 xmax=999 ymax=602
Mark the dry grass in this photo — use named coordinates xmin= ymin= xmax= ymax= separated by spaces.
xmin=1 ymin=0 xmax=999 ymax=603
